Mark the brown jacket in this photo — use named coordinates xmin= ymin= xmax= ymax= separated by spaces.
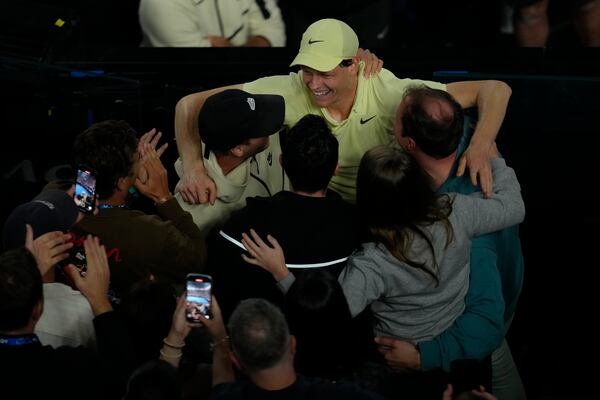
xmin=70 ymin=198 xmax=206 ymax=300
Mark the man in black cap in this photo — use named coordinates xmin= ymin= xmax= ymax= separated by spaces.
xmin=3 ymin=188 xmax=80 ymax=251
xmin=2 ymin=187 xmax=97 ymax=349
xmin=174 ymin=89 xmax=287 ymax=236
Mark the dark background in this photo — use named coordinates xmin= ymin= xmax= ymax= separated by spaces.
xmin=2 ymin=2 xmax=600 ymax=398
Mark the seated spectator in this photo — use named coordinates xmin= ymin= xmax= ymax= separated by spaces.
xmin=139 ymin=0 xmax=286 ymax=47
xmin=69 ymin=121 xmax=206 ymax=303
xmin=2 ymin=186 xmax=95 ymax=349
xmin=207 ymin=114 xmax=359 ymax=320
xmin=509 ymin=0 xmax=600 ymax=47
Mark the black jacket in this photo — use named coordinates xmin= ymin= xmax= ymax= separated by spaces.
xmin=207 ymin=190 xmax=360 ymax=321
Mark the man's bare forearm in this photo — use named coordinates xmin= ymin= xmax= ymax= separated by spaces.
xmin=175 ymin=92 xmax=207 ymax=174
xmin=470 ymin=80 xmax=511 ymax=147
xmin=448 ymin=80 xmax=512 ymax=147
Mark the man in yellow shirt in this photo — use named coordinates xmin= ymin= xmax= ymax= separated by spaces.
xmin=174 ymin=18 xmax=511 ymax=203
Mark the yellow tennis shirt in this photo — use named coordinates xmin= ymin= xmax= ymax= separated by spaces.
xmin=243 ymin=65 xmax=446 ymax=202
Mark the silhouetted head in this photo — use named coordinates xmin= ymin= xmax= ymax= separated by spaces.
xmin=282 ymin=114 xmax=338 ymax=193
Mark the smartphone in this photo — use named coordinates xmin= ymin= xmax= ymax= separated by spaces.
xmin=185 ymin=274 xmax=212 ymax=323
xmin=449 ymin=359 xmax=489 ymax=398
xmin=73 ymin=167 xmax=97 ymax=214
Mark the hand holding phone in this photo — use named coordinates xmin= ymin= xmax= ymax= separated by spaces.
xmin=73 ymin=167 xmax=97 ymax=214
xmin=185 ymin=274 xmax=212 ymax=323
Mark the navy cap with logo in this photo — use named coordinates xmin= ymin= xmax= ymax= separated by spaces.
xmin=200 ymin=89 xmax=285 ymax=159
xmin=2 ymin=189 xmax=79 ymax=250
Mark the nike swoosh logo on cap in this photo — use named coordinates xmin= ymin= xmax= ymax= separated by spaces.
xmin=360 ymin=115 xmax=376 ymax=124
xmin=308 ymin=39 xmax=324 ymax=45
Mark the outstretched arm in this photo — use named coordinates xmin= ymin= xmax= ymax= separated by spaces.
xmin=174 ymin=84 xmax=242 ymax=205
xmin=447 ymin=80 xmax=512 ymax=197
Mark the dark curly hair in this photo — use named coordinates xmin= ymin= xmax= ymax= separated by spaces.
xmin=281 ymin=114 xmax=338 ymax=193
xmin=72 ymin=120 xmax=139 ymax=200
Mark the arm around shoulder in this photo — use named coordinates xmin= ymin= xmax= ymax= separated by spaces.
xmin=174 ymin=84 xmax=243 ymax=204
xmin=448 ymin=80 xmax=512 ymax=196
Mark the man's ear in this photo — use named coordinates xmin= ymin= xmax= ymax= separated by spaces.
xmin=230 ymin=145 xmax=245 ymax=158
xmin=349 ymin=56 xmax=360 ymax=72
xmin=406 ymin=137 xmax=417 ymax=152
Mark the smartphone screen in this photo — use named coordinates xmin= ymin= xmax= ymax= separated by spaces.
xmin=186 ymin=274 xmax=212 ymax=322
xmin=74 ymin=167 xmax=97 ymax=214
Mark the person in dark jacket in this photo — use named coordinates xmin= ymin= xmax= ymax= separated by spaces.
xmin=207 ymin=114 xmax=360 ymax=322
xmin=69 ymin=120 xmax=206 ymax=303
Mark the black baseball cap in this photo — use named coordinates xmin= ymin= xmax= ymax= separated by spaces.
xmin=200 ymin=89 xmax=285 ymax=158
xmin=2 ymin=189 xmax=79 ymax=250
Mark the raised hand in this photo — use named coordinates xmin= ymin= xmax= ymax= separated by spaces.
xmin=65 ymin=235 xmax=112 ymax=315
xmin=25 ymin=224 xmax=73 ymax=276
xmin=240 ymin=229 xmax=289 ymax=281
xmin=198 ymin=296 xmax=228 ymax=344
xmin=138 ymin=128 xmax=168 ymax=158
xmin=166 ymin=293 xmax=193 ymax=344
xmin=135 ymin=143 xmax=172 ymax=204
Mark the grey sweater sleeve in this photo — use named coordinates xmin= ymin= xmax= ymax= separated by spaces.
xmin=451 ymin=157 xmax=525 ymax=237
xmin=276 ymin=272 xmax=296 ymax=294
xmin=338 ymin=250 xmax=387 ymax=318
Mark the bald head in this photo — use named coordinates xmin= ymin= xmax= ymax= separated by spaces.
xmin=394 ymin=86 xmax=464 ymax=159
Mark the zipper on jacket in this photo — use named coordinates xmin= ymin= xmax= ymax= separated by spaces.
xmin=250 ymin=155 xmax=272 ymax=196
xmin=255 ymin=0 xmax=270 ymax=19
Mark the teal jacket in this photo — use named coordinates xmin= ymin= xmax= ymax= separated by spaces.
xmin=418 ymin=120 xmax=524 ymax=371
